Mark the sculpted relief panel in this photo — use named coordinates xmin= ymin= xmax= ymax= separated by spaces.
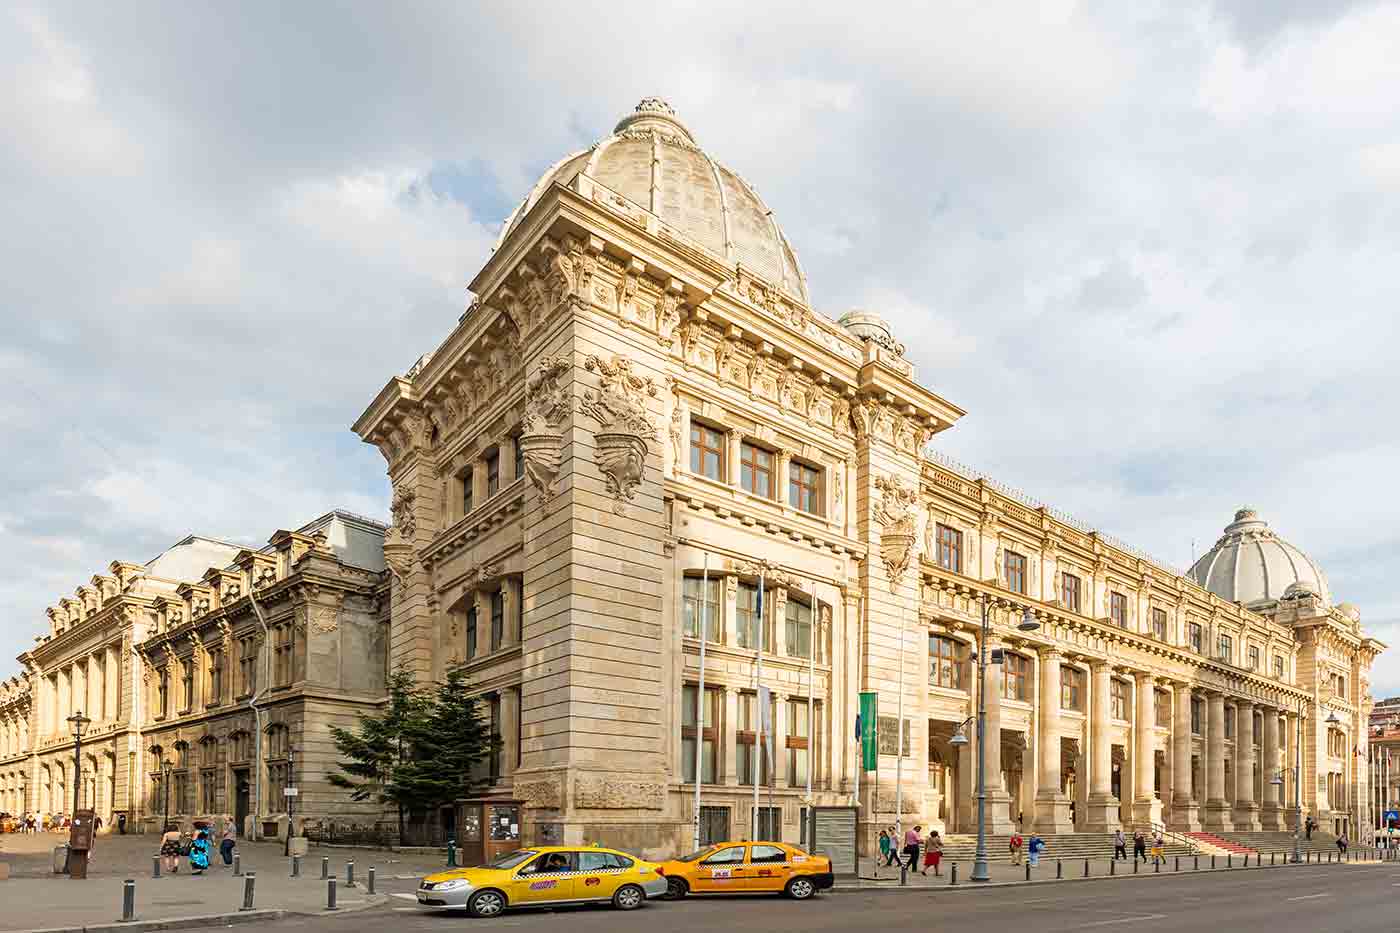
xmin=578 ymin=355 xmax=659 ymax=514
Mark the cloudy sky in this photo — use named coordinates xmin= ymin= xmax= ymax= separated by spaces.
xmin=4 ymin=1 xmax=1398 ymax=690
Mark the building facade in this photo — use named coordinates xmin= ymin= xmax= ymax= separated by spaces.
xmin=353 ymin=98 xmax=1386 ymax=857
xmin=3 ymin=511 xmax=388 ymax=837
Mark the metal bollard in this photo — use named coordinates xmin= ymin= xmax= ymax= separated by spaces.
xmin=368 ymin=866 xmax=376 ymax=895
xmin=1175 ymin=856 xmax=1180 ymax=872
xmin=1110 ymin=859 xmax=1116 ymax=876
xmin=121 ymin=879 xmax=136 ymax=922
xmin=321 ymin=857 xmax=329 ymax=880
xmin=291 ymin=855 xmax=300 ymax=878
xmin=1084 ymin=858 xmax=1089 ymax=878
xmin=1211 ymin=855 xmax=1216 ymax=869
xmin=327 ymin=876 xmax=338 ymax=911
xmin=1134 ymin=857 xmax=1139 ymax=874
xmin=899 ymin=862 xmax=907 ymax=886
xmin=1154 ymin=858 xmax=1160 ymax=873
xmin=1026 ymin=861 xmax=1031 ymax=881
xmin=1194 ymin=856 xmax=1199 ymax=871
xmin=152 ymin=855 xmax=161 ymax=879
xmin=1228 ymin=854 xmax=1232 ymax=869
xmin=241 ymin=872 xmax=256 ymax=912
xmin=347 ymin=860 xmax=356 ymax=888
xmin=446 ymin=838 xmax=457 ymax=868
xmin=233 ymin=853 xmax=242 ymax=877
xmin=951 ymin=863 xmax=958 ymax=885
xmin=1056 ymin=858 xmax=1062 ymax=879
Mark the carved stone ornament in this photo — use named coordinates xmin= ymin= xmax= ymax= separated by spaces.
xmin=518 ymin=356 xmax=574 ymax=506
xmin=515 ymin=777 xmax=564 ymax=810
xmin=390 ymin=486 xmax=417 ymax=541
xmin=382 ymin=542 xmax=414 ymax=588
xmin=311 ymin=607 xmax=339 ymax=634
xmin=875 ymin=475 xmax=919 ymax=591
xmin=578 ymin=355 xmax=659 ymax=513
xmin=573 ymin=776 xmax=665 ymax=810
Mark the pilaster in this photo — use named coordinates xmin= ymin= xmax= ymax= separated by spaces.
xmin=1234 ymin=699 xmax=1261 ymax=830
xmin=1033 ymin=648 xmax=1073 ymax=832
xmin=1170 ymin=683 xmax=1200 ymax=832
xmin=1083 ymin=661 xmax=1119 ymax=831
xmin=1203 ymin=690 xmax=1233 ymax=831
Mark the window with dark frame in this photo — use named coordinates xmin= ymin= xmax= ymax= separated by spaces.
xmin=1110 ymin=592 xmax=1128 ymax=627
xmin=1155 ymin=689 xmax=1172 ymax=727
xmin=1060 ymin=666 xmax=1084 ymax=711
xmin=513 ymin=438 xmax=524 ymax=485
xmin=1005 ymin=551 xmax=1027 ymax=594
xmin=691 ymin=423 xmax=725 ymax=481
xmin=683 ymin=576 xmax=721 ymax=642
xmin=157 ymin=667 xmax=169 ymax=718
xmin=1188 ymin=622 xmax=1203 ymax=654
xmin=180 ymin=658 xmax=194 ymax=711
xmin=935 ymin=524 xmax=962 ymax=573
xmin=1111 ymin=678 xmax=1130 ymax=720
xmin=1217 ymin=633 xmax=1232 ymax=663
xmin=1152 ymin=607 xmax=1168 ymax=641
xmin=465 ymin=606 xmax=478 ymax=661
xmin=784 ymin=598 xmax=813 ymax=659
xmin=207 ymin=648 xmax=223 ymax=705
xmin=462 ymin=469 xmax=474 ymax=514
xmin=1191 ymin=697 xmax=1203 ymax=734
xmin=1002 ymin=652 xmax=1029 ymax=701
xmin=1249 ymin=645 xmax=1260 ymax=671
xmin=681 ymin=684 xmax=719 ymax=784
xmin=740 ymin=442 xmax=774 ymax=498
xmin=929 ymin=635 xmax=963 ymax=690
xmin=737 ymin=691 xmax=774 ymax=786
xmin=1225 ymin=708 xmax=1235 ymax=739
xmin=490 ymin=590 xmax=504 ymax=652
xmin=486 ymin=451 xmax=500 ymax=497
xmin=785 ymin=697 xmax=819 ymax=786
xmin=1274 ymin=655 xmax=1285 ymax=678
xmin=788 ymin=460 xmax=821 ymax=515
xmin=1062 ymin=573 xmax=1081 ymax=612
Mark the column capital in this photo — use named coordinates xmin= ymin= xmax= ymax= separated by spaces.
xmin=1236 ymin=697 xmax=1255 ymax=710
xmin=1133 ymin=670 xmax=1155 ymax=686
xmin=1037 ymin=646 xmax=1062 ymax=661
xmin=1090 ymin=659 xmax=1111 ymax=673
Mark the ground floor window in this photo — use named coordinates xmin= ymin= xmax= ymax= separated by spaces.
xmin=699 ymin=805 xmax=729 ymax=846
xmin=755 ymin=805 xmax=781 ymax=841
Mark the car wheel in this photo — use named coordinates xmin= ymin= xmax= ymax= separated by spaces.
xmin=612 ymin=883 xmax=646 ymax=910
xmin=785 ymin=877 xmax=816 ymax=900
xmin=664 ymin=877 xmax=689 ymax=900
xmin=467 ymin=889 xmax=507 ymax=918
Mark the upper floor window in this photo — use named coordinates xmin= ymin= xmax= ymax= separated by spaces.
xmin=157 ymin=668 xmax=170 ymax=718
xmin=1005 ymin=551 xmax=1027 ymax=594
xmin=1188 ymin=623 xmax=1203 ymax=654
xmin=691 ymin=424 xmax=725 ymax=481
xmin=929 ymin=636 xmax=963 ymax=690
xmin=513 ymin=437 xmax=525 ymax=486
xmin=1151 ymin=607 xmax=1168 ymax=641
xmin=1002 ymin=652 xmax=1029 ymax=701
xmin=788 ymin=460 xmax=821 ymax=515
xmin=1191 ymin=697 xmax=1203 ymax=734
xmin=206 ymin=648 xmax=223 ymax=705
xmin=1111 ymin=678 xmax=1130 ymax=721
xmin=490 ymin=590 xmax=505 ymax=652
xmin=274 ymin=624 xmax=293 ymax=686
xmin=465 ymin=605 xmax=478 ymax=661
xmin=462 ymin=469 xmax=474 ymax=514
xmin=1224 ymin=708 xmax=1235 ymax=739
xmin=1061 ymin=573 xmax=1081 ymax=612
xmin=1331 ymin=673 xmax=1347 ymax=699
xmin=784 ymin=598 xmax=813 ymax=659
xmin=1155 ymin=689 xmax=1172 ymax=727
xmin=1273 ymin=654 xmax=1285 ymax=679
xmin=683 ymin=576 xmax=721 ymax=642
xmin=486 ymin=450 xmax=500 ymax=497
xmin=935 ymin=524 xmax=962 ymax=573
xmin=1217 ymin=634 xmax=1232 ymax=664
xmin=1060 ymin=666 xmax=1085 ymax=711
xmin=740 ymin=442 xmax=774 ymax=498
xmin=1110 ymin=592 xmax=1128 ymax=628
xmin=1248 ymin=645 xmax=1260 ymax=671
xmin=681 ymin=684 xmax=719 ymax=784
xmin=736 ymin=582 xmax=770 ymax=652
xmin=180 ymin=658 xmax=194 ymax=711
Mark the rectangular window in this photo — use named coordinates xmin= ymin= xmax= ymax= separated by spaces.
xmin=1188 ymin=623 xmax=1203 ymax=654
xmin=238 ymin=637 xmax=257 ymax=696
xmin=1155 ymin=689 xmax=1172 ymax=728
xmin=173 ymin=771 xmax=191 ymax=814
xmin=207 ymin=649 xmax=223 ymax=705
xmin=200 ymin=769 xmax=217 ymax=813
xmin=1191 ymin=697 xmax=1203 ymax=735
xmin=1110 ymin=592 xmax=1128 ymax=627
xmin=462 ymin=470 xmax=474 ymax=514
xmin=1152 ymin=607 xmax=1168 ymax=641
xmin=690 ymin=424 xmax=725 ymax=481
xmin=1111 ymin=678 xmax=1129 ymax=721
xmin=1217 ymin=634 xmax=1232 ymax=663
xmin=266 ymin=762 xmax=289 ymax=810
xmin=788 ymin=461 xmax=821 ymax=515
xmin=1061 ymin=573 xmax=1081 ymax=612
xmin=490 ymin=591 xmax=504 ymax=652
xmin=1005 ymin=551 xmax=1027 ymax=594
xmin=157 ymin=669 xmax=169 ymax=718
xmin=740 ymin=442 xmax=774 ymax=498
xmin=1248 ymin=645 xmax=1260 ymax=671
xmin=1002 ymin=652 xmax=1028 ymax=701
xmin=681 ymin=685 xmax=719 ymax=784
xmin=1225 ymin=709 xmax=1235 ymax=739
xmin=465 ymin=606 xmax=478 ymax=661
xmin=1060 ymin=667 xmax=1084 ymax=711
xmin=181 ymin=659 xmax=194 ymax=711
xmin=736 ymin=583 xmax=770 ymax=652
xmin=929 ymin=635 xmax=963 ymax=690
xmin=486 ymin=451 xmax=500 ymax=497
xmin=737 ymin=692 xmax=774 ymax=786
xmin=784 ymin=599 xmax=813 ymax=659
xmin=1274 ymin=655 xmax=1285 ymax=679
xmin=274 ymin=624 xmax=293 ymax=686
xmin=935 ymin=524 xmax=962 ymax=573
xmin=786 ymin=698 xmax=818 ymax=787
xmin=683 ymin=576 xmax=721 ymax=642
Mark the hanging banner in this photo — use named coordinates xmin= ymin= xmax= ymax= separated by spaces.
xmin=759 ymin=685 xmax=774 ymax=769
xmin=859 ymin=692 xmax=878 ymax=772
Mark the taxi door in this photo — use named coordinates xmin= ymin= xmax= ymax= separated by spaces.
xmin=745 ymin=844 xmax=791 ymax=891
xmin=506 ymin=851 xmax=577 ymax=904
xmin=692 ymin=844 xmax=749 ymax=892
xmin=574 ymin=850 xmax=625 ymax=900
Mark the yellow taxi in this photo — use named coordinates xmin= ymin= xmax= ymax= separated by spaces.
xmin=657 ymin=841 xmax=834 ymax=900
xmin=416 ymin=845 xmax=667 ymax=917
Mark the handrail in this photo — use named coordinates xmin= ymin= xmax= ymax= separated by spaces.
xmin=1135 ymin=821 xmax=1199 ymax=855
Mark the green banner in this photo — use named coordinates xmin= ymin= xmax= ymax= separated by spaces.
xmin=859 ymin=692 xmax=878 ymax=772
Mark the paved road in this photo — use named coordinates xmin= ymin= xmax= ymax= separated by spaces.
xmin=242 ymin=862 xmax=1399 ymax=932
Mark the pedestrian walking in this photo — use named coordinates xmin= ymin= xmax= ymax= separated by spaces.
xmin=1113 ymin=829 xmax=1127 ymax=861
xmin=878 ymin=829 xmax=893 ymax=867
xmin=219 ymin=815 xmax=237 ymax=866
xmin=1028 ymin=833 xmax=1045 ymax=867
xmin=903 ymin=825 xmax=923 ymax=871
xmin=1009 ymin=829 xmax=1024 ymax=866
xmin=188 ymin=828 xmax=211 ymax=875
xmin=160 ymin=824 xmax=183 ymax=875
xmin=1336 ymin=832 xmax=1348 ymax=856
xmin=922 ymin=830 xmax=944 ymax=876
xmin=1133 ymin=830 xmax=1147 ymax=863
xmin=1151 ymin=832 xmax=1165 ymax=866
xmin=1305 ymin=816 xmax=1315 ymax=840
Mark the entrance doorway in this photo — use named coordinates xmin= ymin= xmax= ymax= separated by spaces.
xmin=233 ymin=769 xmax=250 ymax=834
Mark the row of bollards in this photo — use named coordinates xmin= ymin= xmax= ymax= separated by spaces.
xmin=132 ymin=851 xmax=383 ymax=921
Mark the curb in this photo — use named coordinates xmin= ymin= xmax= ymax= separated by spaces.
xmin=831 ymin=858 xmax=1390 ymax=893
xmin=31 ymin=909 xmax=285 ymax=933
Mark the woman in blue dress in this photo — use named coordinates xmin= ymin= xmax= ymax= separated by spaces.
xmin=188 ymin=828 xmax=211 ymax=875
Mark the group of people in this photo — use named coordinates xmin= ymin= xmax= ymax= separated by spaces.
xmin=2 ymin=812 xmax=73 ymax=833
xmin=1112 ymin=829 xmax=1167 ymax=865
xmin=878 ymin=825 xmax=946 ymax=875
xmin=158 ymin=816 xmax=239 ymax=877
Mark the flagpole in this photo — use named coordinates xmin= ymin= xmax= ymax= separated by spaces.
xmin=752 ymin=573 xmax=764 ymax=841
xmin=895 ymin=603 xmax=905 ymax=853
xmin=807 ymin=605 xmax=815 ymax=807
xmin=692 ymin=553 xmax=709 ymax=852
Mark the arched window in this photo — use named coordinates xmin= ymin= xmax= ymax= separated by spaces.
xmin=228 ymin=731 xmax=250 ymax=762
xmin=929 ymin=636 xmax=964 ymax=690
xmin=265 ymin=725 xmax=291 ymax=809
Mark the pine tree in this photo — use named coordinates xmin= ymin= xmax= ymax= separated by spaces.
xmin=327 ymin=668 xmax=427 ymax=846
xmin=400 ymin=668 xmax=498 ymax=814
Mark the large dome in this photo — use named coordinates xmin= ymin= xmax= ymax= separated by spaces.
xmin=1187 ymin=508 xmax=1332 ymax=609
xmin=496 ymin=97 xmax=808 ymax=304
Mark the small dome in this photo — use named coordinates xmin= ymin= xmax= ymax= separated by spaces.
xmin=1338 ymin=602 xmax=1361 ymax=622
xmin=1188 ymin=507 xmax=1332 ymax=609
xmin=495 ymin=98 xmax=808 ymax=305
xmin=839 ymin=309 xmax=905 ymax=355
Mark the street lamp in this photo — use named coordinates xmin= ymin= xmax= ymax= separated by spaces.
xmin=968 ymin=600 xmax=1039 ymax=883
xmin=283 ymin=745 xmax=297 ymax=856
xmin=66 ymin=712 xmax=91 ymax=817
xmin=161 ymin=757 xmax=175 ymax=832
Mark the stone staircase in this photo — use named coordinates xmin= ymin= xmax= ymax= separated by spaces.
xmin=1187 ymin=832 xmax=1256 ymax=855
xmin=1213 ymin=830 xmax=1346 ymax=859
xmin=934 ymin=832 xmax=1194 ymax=864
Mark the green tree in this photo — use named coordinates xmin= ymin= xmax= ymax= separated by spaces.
xmin=327 ymin=668 xmax=426 ymax=845
xmin=400 ymin=667 xmax=498 ymax=815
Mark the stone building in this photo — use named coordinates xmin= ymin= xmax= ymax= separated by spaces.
xmin=353 ymin=97 xmax=1385 ymax=858
xmin=2 ymin=511 xmax=388 ymax=837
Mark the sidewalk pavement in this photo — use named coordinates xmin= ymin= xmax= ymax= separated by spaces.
xmin=0 ymin=830 xmax=456 ymax=932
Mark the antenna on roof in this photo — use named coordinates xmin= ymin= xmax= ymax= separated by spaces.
xmin=1190 ymin=538 xmax=1196 ymax=567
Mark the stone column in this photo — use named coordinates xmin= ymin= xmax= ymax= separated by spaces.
xmin=1133 ymin=673 xmax=1162 ymax=825
xmin=1033 ymin=649 xmax=1072 ymax=832
xmin=981 ymin=635 xmax=1016 ymax=833
xmin=725 ymin=429 xmax=741 ymax=488
xmin=1260 ymin=705 xmax=1283 ymax=829
xmin=499 ymin=435 xmax=517 ymax=484
xmin=1171 ymin=684 xmax=1200 ymax=831
xmin=1084 ymin=662 xmax=1118 ymax=830
xmin=1204 ymin=690 xmax=1233 ymax=831
xmin=1234 ymin=699 xmax=1260 ymax=830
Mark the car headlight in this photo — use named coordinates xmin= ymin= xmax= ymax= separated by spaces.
xmin=434 ymin=879 xmax=471 ymax=891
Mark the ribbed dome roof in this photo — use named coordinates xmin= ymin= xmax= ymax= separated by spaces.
xmin=1188 ymin=508 xmax=1332 ymax=609
xmin=495 ymin=97 xmax=808 ymax=304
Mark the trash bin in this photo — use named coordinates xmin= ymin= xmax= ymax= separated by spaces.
xmin=53 ymin=845 xmax=69 ymax=874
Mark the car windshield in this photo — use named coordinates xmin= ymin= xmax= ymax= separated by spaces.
xmin=483 ymin=850 xmax=537 ymax=870
xmin=679 ymin=847 xmax=717 ymax=862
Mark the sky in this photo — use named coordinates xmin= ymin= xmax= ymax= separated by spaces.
xmin=3 ymin=1 xmax=1398 ymax=691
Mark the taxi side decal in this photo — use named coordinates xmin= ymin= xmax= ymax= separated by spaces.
xmin=529 ymin=880 xmax=558 ymax=890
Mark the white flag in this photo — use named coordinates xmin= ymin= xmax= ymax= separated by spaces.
xmin=758 ymin=685 xmax=774 ymax=769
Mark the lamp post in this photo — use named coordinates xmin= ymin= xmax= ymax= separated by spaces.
xmin=66 ymin=712 xmax=91 ymax=817
xmin=284 ymin=745 xmax=297 ymax=857
xmin=161 ymin=757 xmax=174 ymax=832
xmin=950 ymin=600 xmax=1040 ymax=883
